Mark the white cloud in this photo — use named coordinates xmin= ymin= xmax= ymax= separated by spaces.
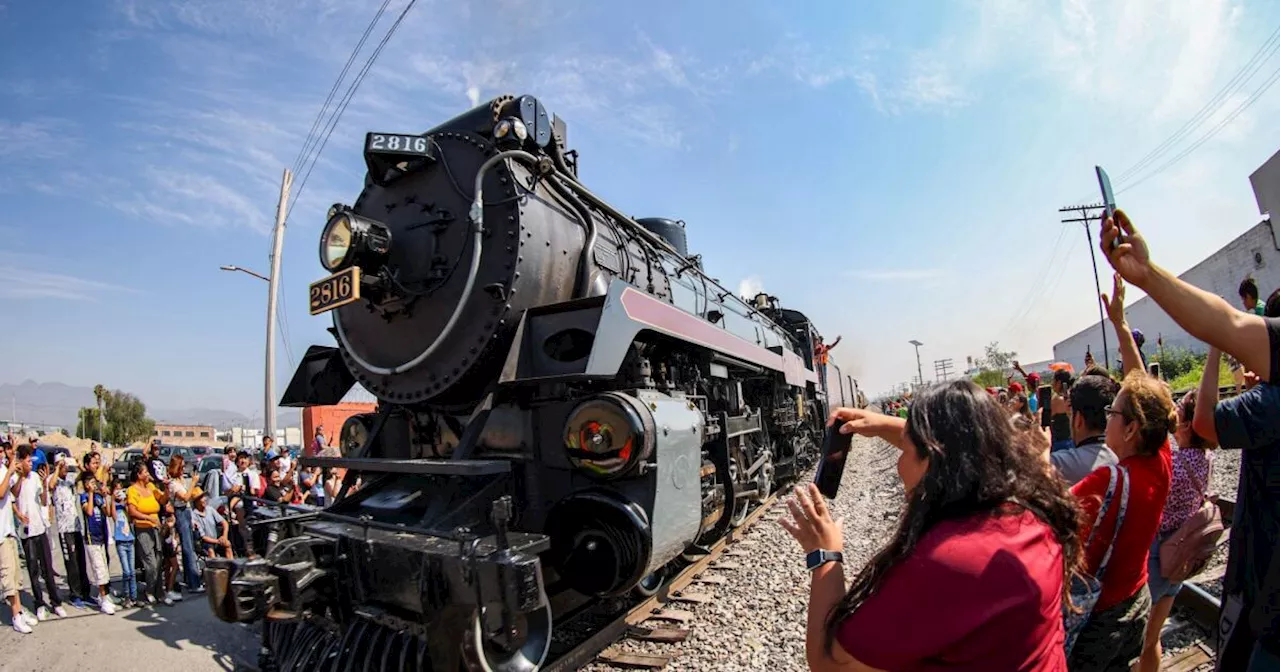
xmin=0 ymin=252 xmax=139 ymax=301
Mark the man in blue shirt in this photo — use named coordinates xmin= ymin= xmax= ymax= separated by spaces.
xmin=1102 ymin=209 xmax=1280 ymax=671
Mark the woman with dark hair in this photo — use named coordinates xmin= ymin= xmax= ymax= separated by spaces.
xmin=781 ymin=380 xmax=1082 ymax=670
xmin=125 ymin=461 xmax=172 ymax=606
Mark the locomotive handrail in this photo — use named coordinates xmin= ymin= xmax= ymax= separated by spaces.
xmin=333 ymin=149 xmax=543 ymax=376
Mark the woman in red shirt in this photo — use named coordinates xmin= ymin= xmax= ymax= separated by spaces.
xmin=1065 ymin=371 xmax=1173 ymax=670
xmin=781 ymin=380 xmax=1082 ymax=671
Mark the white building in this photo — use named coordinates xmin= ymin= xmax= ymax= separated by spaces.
xmin=1054 ymin=148 xmax=1280 ymax=371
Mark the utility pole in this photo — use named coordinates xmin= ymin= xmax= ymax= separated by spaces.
xmin=1059 ymin=203 xmax=1110 ymax=371
xmin=265 ymin=168 xmax=293 ymax=444
xmin=908 ymin=340 xmax=924 ymax=391
xmin=934 ymin=358 xmax=954 ymax=382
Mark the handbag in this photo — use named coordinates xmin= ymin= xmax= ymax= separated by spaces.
xmin=1063 ymin=464 xmax=1130 ymax=655
xmin=1159 ymin=451 xmax=1224 ymax=583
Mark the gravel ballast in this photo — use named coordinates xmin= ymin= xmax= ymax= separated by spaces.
xmin=583 ymin=437 xmax=1231 ymax=671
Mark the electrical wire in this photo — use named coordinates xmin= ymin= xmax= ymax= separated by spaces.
xmin=1118 ymin=59 xmax=1280 ymax=195
xmin=1112 ymin=24 xmax=1280 ymax=184
xmin=284 ymin=0 xmax=418 ymax=224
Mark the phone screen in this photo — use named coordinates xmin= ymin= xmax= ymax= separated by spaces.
xmin=1038 ymin=385 xmax=1053 ymax=429
xmin=1096 ymin=165 xmax=1120 ymax=249
xmin=814 ymin=419 xmax=852 ymax=499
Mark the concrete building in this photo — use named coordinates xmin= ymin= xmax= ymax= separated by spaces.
xmin=153 ymin=423 xmax=217 ymax=446
xmin=1054 ymin=148 xmax=1280 ymax=371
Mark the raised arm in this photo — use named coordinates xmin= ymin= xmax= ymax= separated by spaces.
xmin=1101 ymin=272 xmax=1144 ymax=377
xmin=1102 ymin=209 xmax=1273 ymax=381
xmin=1192 ymin=348 xmax=1222 ymax=444
xmin=829 ymin=407 xmax=909 ymax=453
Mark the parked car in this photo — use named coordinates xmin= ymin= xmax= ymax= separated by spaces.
xmin=111 ymin=448 xmax=145 ymax=484
xmin=197 ymin=456 xmax=223 ymax=474
xmin=190 ymin=445 xmax=213 ymax=457
xmin=158 ymin=445 xmax=197 ymax=476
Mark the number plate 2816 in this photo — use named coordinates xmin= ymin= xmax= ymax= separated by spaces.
xmin=365 ymin=132 xmax=431 ymax=156
xmin=309 ymin=266 xmax=361 ymax=315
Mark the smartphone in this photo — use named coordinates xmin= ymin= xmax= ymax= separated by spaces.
xmin=814 ymin=418 xmax=852 ymax=499
xmin=1038 ymin=385 xmax=1053 ymax=428
xmin=1096 ymin=165 xmax=1120 ymax=249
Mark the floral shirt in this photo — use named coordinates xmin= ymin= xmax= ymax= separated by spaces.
xmin=52 ymin=475 xmax=82 ymax=534
xmin=1160 ymin=437 xmax=1213 ymax=534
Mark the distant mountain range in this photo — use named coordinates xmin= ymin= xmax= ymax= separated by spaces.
xmin=0 ymin=380 xmax=300 ymax=431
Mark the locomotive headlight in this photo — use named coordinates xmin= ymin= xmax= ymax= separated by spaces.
xmin=563 ymin=393 xmax=655 ymax=479
xmin=319 ymin=209 xmax=393 ymax=273
xmin=340 ymin=414 xmax=373 ymax=456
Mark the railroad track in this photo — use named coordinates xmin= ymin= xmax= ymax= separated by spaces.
xmin=544 ymin=490 xmax=783 ymax=671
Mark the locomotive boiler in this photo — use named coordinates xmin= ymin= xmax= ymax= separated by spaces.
xmin=204 ymin=94 xmax=851 ymax=671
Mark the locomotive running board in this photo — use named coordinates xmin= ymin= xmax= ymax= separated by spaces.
xmin=299 ymin=456 xmax=510 ymax=476
xmin=499 ymin=279 xmax=818 ymax=388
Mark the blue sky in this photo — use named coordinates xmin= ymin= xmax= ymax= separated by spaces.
xmin=2 ymin=0 xmax=1279 ymax=410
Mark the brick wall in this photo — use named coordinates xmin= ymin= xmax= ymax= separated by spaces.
xmin=301 ymin=403 xmax=376 ymax=453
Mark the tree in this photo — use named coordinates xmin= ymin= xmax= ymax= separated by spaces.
xmin=978 ymin=342 xmax=1017 ymax=372
xmin=93 ymin=384 xmax=106 ymax=443
xmin=77 ymin=388 xmax=155 ymax=445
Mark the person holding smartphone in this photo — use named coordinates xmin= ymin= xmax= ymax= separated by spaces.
xmin=779 ymin=385 xmax=1080 ymax=671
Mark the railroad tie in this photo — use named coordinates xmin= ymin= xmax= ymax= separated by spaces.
xmin=693 ymin=574 xmax=727 ymax=585
xmin=711 ymin=561 xmax=741 ymax=570
xmin=646 ymin=608 xmax=695 ymax=623
xmin=670 ymin=591 xmax=714 ymax=604
xmin=627 ymin=625 xmax=690 ymax=643
xmin=597 ymin=648 xmax=671 ymax=669
xmin=725 ymin=548 xmax=751 ymax=557
xmin=1161 ymin=646 xmax=1212 ymax=672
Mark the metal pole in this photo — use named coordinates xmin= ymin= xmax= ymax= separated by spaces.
xmin=265 ymin=168 xmax=293 ymax=444
xmin=1083 ymin=223 xmax=1111 ymax=370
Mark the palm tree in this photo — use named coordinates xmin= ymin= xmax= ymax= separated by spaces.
xmin=93 ymin=384 xmax=106 ymax=443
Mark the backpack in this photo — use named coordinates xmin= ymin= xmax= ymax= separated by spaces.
xmin=1158 ymin=452 xmax=1225 ymax=584
xmin=1159 ymin=497 xmax=1225 ymax=583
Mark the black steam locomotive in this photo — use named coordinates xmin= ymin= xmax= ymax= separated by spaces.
xmin=204 ymin=94 xmax=861 ymax=671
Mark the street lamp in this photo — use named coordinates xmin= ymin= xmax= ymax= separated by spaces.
xmin=220 ymin=265 xmax=269 ymax=282
xmin=220 ymin=259 xmax=280 ymax=446
xmin=908 ymin=340 xmax=924 ymax=391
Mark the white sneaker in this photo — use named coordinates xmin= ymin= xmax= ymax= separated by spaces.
xmin=52 ymin=605 xmax=67 ymax=618
xmin=100 ymin=600 xmax=115 ymax=615
xmin=162 ymin=596 xmax=173 ymax=606
xmin=35 ymin=606 xmax=50 ymax=621
xmin=20 ymin=611 xmax=37 ymax=628
xmin=13 ymin=618 xmax=30 ymax=634
xmin=166 ymin=590 xmax=182 ymax=602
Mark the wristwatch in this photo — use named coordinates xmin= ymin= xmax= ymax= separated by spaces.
xmin=806 ymin=549 xmax=843 ymax=571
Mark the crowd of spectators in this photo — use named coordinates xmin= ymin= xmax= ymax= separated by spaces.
xmin=782 ymin=208 xmax=1280 ymax=671
xmin=0 ymin=425 xmax=353 ymax=633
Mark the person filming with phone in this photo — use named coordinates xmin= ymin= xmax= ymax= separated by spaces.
xmin=779 ymin=381 xmax=1082 ymax=671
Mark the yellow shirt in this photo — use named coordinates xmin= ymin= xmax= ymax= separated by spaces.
xmin=127 ymin=483 xmax=162 ymax=529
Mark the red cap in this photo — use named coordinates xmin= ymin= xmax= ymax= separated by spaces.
xmin=1009 ymin=382 xmax=1024 ymax=394
xmin=1027 ymin=372 xmax=1041 ymax=386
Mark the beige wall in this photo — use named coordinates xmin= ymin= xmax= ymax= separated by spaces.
xmin=153 ymin=424 xmax=216 ymax=447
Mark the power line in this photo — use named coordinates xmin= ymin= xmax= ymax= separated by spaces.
xmin=285 ymin=0 xmax=419 ymax=224
xmin=1118 ymin=59 xmax=1280 ymax=195
xmin=289 ymin=0 xmax=393 ymax=179
xmin=1112 ymin=23 xmax=1280 ymax=184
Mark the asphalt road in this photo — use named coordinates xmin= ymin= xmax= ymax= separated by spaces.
xmin=0 ymin=536 xmax=260 ymax=670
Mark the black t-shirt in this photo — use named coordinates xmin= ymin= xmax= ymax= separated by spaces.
xmin=1215 ymin=316 xmax=1280 ymax=646
xmin=262 ymin=484 xmax=284 ymax=502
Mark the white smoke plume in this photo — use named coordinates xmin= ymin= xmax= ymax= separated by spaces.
xmin=738 ymin=275 xmax=763 ymax=300
xmin=466 ymin=86 xmax=481 ymax=106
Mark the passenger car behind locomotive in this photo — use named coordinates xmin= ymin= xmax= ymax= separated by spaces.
xmin=204 ymin=94 xmax=856 ymax=671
